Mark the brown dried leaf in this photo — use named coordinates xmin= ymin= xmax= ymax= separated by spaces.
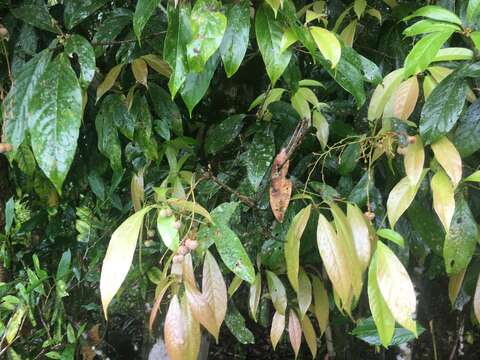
xmin=270 ymin=311 xmax=285 ymax=350
xmin=288 ymin=309 xmax=302 ymax=358
xmin=202 ymin=251 xmax=227 ymax=329
xmin=270 ymin=149 xmax=292 ymax=222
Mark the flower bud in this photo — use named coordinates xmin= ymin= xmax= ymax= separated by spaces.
xmin=185 ymin=239 xmax=198 ymax=251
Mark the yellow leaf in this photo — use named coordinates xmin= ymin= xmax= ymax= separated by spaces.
xmin=383 ymin=76 xmax=419 ymax=120
xmin=312 ymin=276 xmax=329 ymax=335
xmin=448 ymin=268 xmax=466 ymax=307
xmin=297 ymin=269 xmax=312 ymax=319
xmin=131 ymin=58 xmax=148 ymax=87
xmin=431 ymin=170 xmax=455 ymax=233
xmin=431 ymin=137 xmax=462 ymax=188
xmin=347 ymin=203 xmax=371 ymax=272
xmin=96 ymin=63 xmax=124 ymax=101
xmin=310 ymin=27 xmax=342 ymax=68
xmin=288 ymin=309 xmax=302 ymax=358
xmin=100 ymin=206 xmax=153 ymax=317
xmin=202 ymin=251 xmax=227 ymax=330
xmin=404 ymin=136 xmax=425 ymax=185
xmin=266 ymin=270 xmax=287 ymax=315
xmin=270 ymin=311 xmax=285 ymax=350
xmin=368 ymin=68 xmax=404 ymax=121
xmin=301 ymin=315 xmax=317 ymax=358
xmin=142 ymin=54 xmax=172 ymax=78
xmin=167 ymin=199 xmax=213 ymax=223
xmin=249 ymin=272 xmax=262 ymax=321
xmin=340 ymin=20 xmax=357 ymax=47
xmin=376 ymin=242 xmax=417 ymax=334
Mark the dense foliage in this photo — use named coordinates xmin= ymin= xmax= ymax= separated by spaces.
xmin=1 ymin=0 xmax=480 ymax=359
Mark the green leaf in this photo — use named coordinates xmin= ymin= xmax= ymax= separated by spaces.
xmin=213 ymin=221 xmax=255 ymax=284
xmin=96 ymin=64 xmax=124 ymax=101
xmin=368 ymin=252 xmax=395 ymax=348
xmin=133 ymin=0 xmax=161 ymax=41
xmin=100 ymin=206 xmax=153 ymax=317
xmin=5 ymin=197 xmax=14 ymax=234
xmin=205 ymin=114 xmax=245 ymax=155
xmin=180 ymin=52 xmax=220 ymax=116
xmin=403 ymin=19 xmax=461 ymax=37
xmin=354 ymin=0 xmax=367 ymax=18
xmin=255 ymin=3 xmax=293 ymax=85
xmin=148 ymin=83 xmax=183 ymax=136
xmin=64 ymin=35 xmax=96 ymax=88
xmin=266 ymin=270 xmax=287 ymax=315
xmin=220 ymin=1 xmax=250 ymax=78
xmin=376 ymin=229 xmax=405 ymax=247
xmin=11 ymin=0 xmax=59 ymax=33
xmin=29 ymin=54 xmax=83 ymax=194
xmin=3 ymin=48 xmax=53 ymax=157
xmin=338 ymin=143 xmax=361 ymax=175
xmin=432 ymin=48 xmax=474 ymax=62
xmin=431 ymin=170 xmax=455 ymax=233
xmin=100 ymin=94 xmax=134 ymax=140
xmin=95 ymin=98 xmax=122 ymax=173
xmin=444 ymin=195 xmax=478 ymax=275
xmin=64 ymin=0 xmax=110 ymax=29
xmin=467 ymin=0 xmax=480 ymax=24
xmin=375 ymin=242 xmax=417 ymax=334
xmin=453 ymin=99 xmax=480 ymax=157
xmin=404 ymin=5 xmax=462 ymax=25
xmin=130 ymin=94 xmax=158 ymax=160
xmin=310 ymin=27 xmax=342 ymax=68
xmin=225 ymin=304 xmax=255 ymax=344
xmin=157 ymin=212 xmax=180 ymax=251
xmin=6 ymin=305 xmax=26 ymax=344
xmin=465 ymin=170 xmax=480 ymax=182
xmin=164 ymin=1 xmax=191 ymax=98
xmin=420 ymin=74 xmax=466 ymax=144
xmin=93 ymin=9 xmax=132 ymax=56
xmin=285 ymin=205 xmax=312 ymax=292
xmin=186 ymin=0 xmax=227 ymax=72
xmin=246 ymin=125 xmax=275 ymax=190
xmin=404 ymin=30 xmax=454 ymax=78
xmin=167 ymin=198 xmax=213 ymax=223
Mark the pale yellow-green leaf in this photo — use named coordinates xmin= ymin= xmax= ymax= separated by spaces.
xmin=285 ymin=205 xmax=312 ymax=292
xmin=316 ymin=213 xmax=352 ymax=312
xmin=166 ymin=199 xmax=212 ymax=223
xmin=310 ymin=27 xmax=342 ymax=68
xmin=404 ymin=135 xmax=424 ymax=185
xmin=297 ymin=269 xmax=312 ymax=319
xmin=340 ymin=20 xmax=357 ymax=47
xmin=376 ymin=242 xmax=417 ymax=334
xmin=291 ymin=90 xmax=311 ymax=121
xmin=280 ymin=28 xmax=298 ymax=53
xmin=383 ymin=76 xmax=419 ymax=120
xmin=266 ymin=0 xmax=282 ymax=17
xmin=368 ymin=68 xmax=404 ymax=121
xmin=312 ymin=110 xmax=329 ymax=149
xmin=312 ymin=275 xmax=329 ymax=335
xmin=6 ymin=305 xmax=26 ymax=344
xmin=131 ymin=172 xmax=144 ymax=212
xmin=202 ymin=251 xmax=227 ymax=329
xmin=270 ymin=311 xmax=285 ymax=350
xmin=465 ymin=170 xmax=480 ymax=182
xmin=100 ymin=206 xmax=153 ymax=317
xmin=305 ymin=9 xmax=322 ymax=24
xmin=422 ymin=75 xmax=437 ymax=99
xmin=266 ymin=270 xmax=287 ymax=315
xmin=431 ymin=137 xmax=462 ymax=188
xmin=228 ymin=275 xmax=243 ymax=297
xmin=142 ymin=54 xmax=172 ymax=78
xmin=131 ymin=58 xmax=148 ymax=87
xmin=431 ymin=170 xmax=455 ymax=233
xmin=96 ymin=63 xmax=124 ymax=101
xmin=249 ymin=272 xmax=262 ymax=321
xmin=347 ymin=203 xmax=371 ymax=271
xmin=297 ymin=87 xmax=320 ymax=108
xmin=474 ymin=273 xmax=480 ymax=323
xmin=448 ymin=268 xmax=466 ymax=307
xmin=354 ymin=0 xmax=367 ymax=18
xmin=288 ymin=309 xmax=302 ymax=359
xmin=367 ymin=8 xmax=382 ymax=22
xmin=185 ymin=281 xmax=219 ymax=341
xmin=300 ymin=315 xmax=317 ymax=358
xmin=387 ymin=171 xmax=428 ymax=228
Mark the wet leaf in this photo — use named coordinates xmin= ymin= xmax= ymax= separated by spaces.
xmin=205 ymin=114 xmax=245 ymax=155
xmin=453 ymin=99 xmax=480 ymax=157
xmin=310 ymin=27 xmax=341 ymax=68
xmin=285 ymin=205 xmax=312 ymax=292
xmin=431 ymin=170 xmax=455 ymax=233
xmin=225 ymin=304 xmax=255 ymax=344
xmin=270 ymin=311 xmax=285 ymax=350
xmin=288 ymin=309 xmax=302 ymax=358
xmin=95 ymin=98 xmax=122 ymax=173
xmin=64 ymin=0 xmax=110 ymax=29
xmin=247 ymin=125 xmax=275 ymax=190
xmin=249 ymin=272 xmax=262 ymax=321
xmin=11 ymin=1 xmax=59 ymax=33
xmin=133 ymin=0 xmax=161 ymax=41
xmin=266 ymin=270 xmax=287 ymax=315
xmin=431 ymin=137 xmax=462 ymax=188
xmin=203 ymin=251 xmax=227 ymax=329
xmin=312 ymin=276 xmax=329 ymax=335
xmin=64 ymin=35 xmax=96 ymax=88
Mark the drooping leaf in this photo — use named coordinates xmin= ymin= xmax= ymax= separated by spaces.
xmin=95 ymin=97 xmax=122 ymax=173
xmin=225 ymin=304 xmax=255 ymax=344
xmin=249 ymin=272 xmax=262 ymax=321
xmin=375 ymin=242 xmax=417 ymax=334
xmin=266 ymin=270 xmax=287 ymax=315
xmin=431 ymin=170 xmax=455 ymax=233
xmin=219 ymin=0 xmax=250 ymax=78
xmin=383 ymin=76 xmax=419 ymax=120
xmin=246 ymin=125 xmax=275 ymax=190
xmin=297 ymin=269 xmax=312 ymax=319
xmin=300 ymin=315 xmax=317 ymax=358
xmin=448 ymin=268 xmax=466 ymax=307
xmin=93 ymin=9 xmax=133 ymax=56
xmin=288 ymin=309 xmax=302 ymax=358
xmin=186 ymin=0 xmax=226 ymax=72
xmin=205 ymin=114 xmax=245 ymax=155
xmin=64 ymin=0 xmax=110 ymax=29
xmin=142 ymin=54 xmax=172 ymax=77
xmin=347 ymin=203 xmax=372 ymax=271
xmin=270 ymin=311 xmax=285 ymax=350
xmin=164 ymin=1 xmax=191 ymax=98
xmin=312 ymin=110 xmax=329 ymax=149
xmin=404 ymin=5 xmax=462 ymax=25
xmin=149 ymin=280 xmax=172 ymax=331
xmin=474 ymin=274 xmax=480 ymax=323
xmin=404 ymin=136 xmax=424 ymax=185
xmin=133 ymin=0 xmax=161 ymax=41
xmin=312 ymin=276 xmax=329 ymax=335
xmin=100 ymin=206 xmax=153 ymax=317
xmin=444 ymin=195 xmax=479 ymax=275
xmin=157 ymin=212 xmax=180 ymax=250
xmin=131 ymin=58 xmax=149 ymax=87
xmin=431 ymin=137 xmax=462 ymax=188
xmin=285 ymin=205 xmax=312 ymax=292
xmin=368 ymin=68 xmax=404 ymax=121
xmin=202 ymin=251 xmax=228 ymax=330
xmin=376 ymin=228 xmax=405 ymax=248
xmin=29 ymin=54 xmax=83 ymax=193
xmin=185 ymin=281 xmax=219 ymax=341
xmin=310 ymin=27 xmax=342 ymax=68
xmin=164 ymin=295 xmax=186 ymax=360
xmin=11 ymin=0 xmax=59 ymax=33
xmin=453 ymin=99 xmax=480 ymax=157
xmin=96 ymin=64 xmax=124 ymax=101
xmin=256 ymin=3 xmax=293 ymax=84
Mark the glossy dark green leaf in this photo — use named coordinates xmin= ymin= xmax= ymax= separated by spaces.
xmin=130 ymin=94 xmax=158 ymax=160
xmin=347 ymin=172 xmax=373 ymax=208
xmin=453 ymin=99 xmax=480 ymax=157
xmin=100 ymin=94 xmax=134 ymax=140
xmin=133 ymin=0 xmax=161 ymax=41
xmin=64 ymin=0 xmax=110 ymax=30
xmin=164 ymin=1 xmax=191 ymax=98
xmin=180 ymin=52 xmax=220 ymax=116
xmin=187 ymin=0 xmax=226 ymax=72
xmin=220 ymin=1 xmax=250 ymax=78
xmin=444 ymin=195 xmax=479 ymax=275
xmin=255 ymin=3 xmax=292 ymax=85
xmin=420 ymin=74 xmax=466 ymax=144
xmin=29 ymin=54 xmax=82 ymax=193
xmin=148 ymin=83 xmax=183 ymax=136
xmin=95 ymin=98 xmax=122 ymax=173
xmin=64 ymin=35 xmax=96 ymax=88
xmin=225 ymin=303 xmax=255 ymax=344
xmin=92 ymin=9 xmax=132 ymax=56
xmin=339 ymin=143 xmax=361 ymax=175
xmin=246 ymin=125 xmax=275 ymax=190
xmin=11 ymin=0 xmax=59 ymax=33
xmin=205 ymin=114 xmax=246 ymax=155
xmin=3 ymin=48 xmax=53 ymax=157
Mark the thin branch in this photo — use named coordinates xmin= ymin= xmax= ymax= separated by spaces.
xmin=91 ymin=31 xmax=166 ymax=46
